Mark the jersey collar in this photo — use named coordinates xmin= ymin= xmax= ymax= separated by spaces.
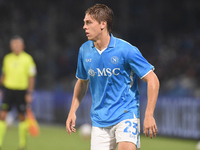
xmin=12 ymin=51 xmax=25 ymax=56
xmin=91 ymin=34 xmax=116 ymax=48
xmin=108 ymin=34 xmax=116 ymax=48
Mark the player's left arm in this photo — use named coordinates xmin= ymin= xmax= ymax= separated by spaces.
xmin=0 ymin=74 xmax=5 ymax=100
xmin=26 ymin=57 xmax=37 ymax=104
xmin=142 ymin=70 xmax=160 ymax=139
xmin=25 ymin=76 xmax=35 ymax=104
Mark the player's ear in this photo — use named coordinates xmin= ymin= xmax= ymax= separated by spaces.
xmin=100 ymin=21 xmax=107 ymax=31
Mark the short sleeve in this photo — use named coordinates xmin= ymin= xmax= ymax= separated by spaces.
xmin=28 ymin=56 xmax=37 ymax=77
xmin=76 ymin=47 xmax=88 ymax=80
xmin=127 ymin=46 xmax=154 ymax=78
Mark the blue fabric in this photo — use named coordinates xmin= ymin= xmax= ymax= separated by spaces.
xmin=76 ymin=34 xmax=154 ymax=127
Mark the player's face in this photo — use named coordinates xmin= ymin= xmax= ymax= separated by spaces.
xmin=10 ymin=39 xmax=24 ymax=55
xmin=83 ymin=14 xmax=103 ymax=41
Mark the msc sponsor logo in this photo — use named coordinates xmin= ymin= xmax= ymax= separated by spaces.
xmin=88 ymin=68 xmax=120 ymax=77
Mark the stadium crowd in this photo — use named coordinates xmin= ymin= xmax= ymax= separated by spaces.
xmin=0 ymin=0 xmax=199 ymax=97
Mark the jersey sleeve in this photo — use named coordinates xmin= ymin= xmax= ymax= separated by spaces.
xmin=76 ymin=47 xmax=88 ymax=80
xmin=28 ymin=56 xmax=37 ymax=77
xmin=127 ymin=46 xmax=154 ymax=79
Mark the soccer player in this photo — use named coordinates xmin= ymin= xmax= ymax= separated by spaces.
xmin=0 ymin=36 xmax=36 ymax=150
xmin=66 ymin=4 xmax=159 ymax=150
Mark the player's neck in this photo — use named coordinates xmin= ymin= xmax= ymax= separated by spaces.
xmin=13 ymin=50 xmax=24 ymax=56
xmin=94 ymin=32 xmax=110 ymax=51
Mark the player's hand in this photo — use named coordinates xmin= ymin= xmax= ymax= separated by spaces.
xmin=143 ymin=115 xmax=157 ymax=139
xmin=66 ymin=112 xmax=76 ymax=135
xmin=25 ymin=93 xmax=33 ymax=104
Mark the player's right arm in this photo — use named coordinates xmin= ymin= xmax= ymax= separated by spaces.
xmin=0 ymin=74 xmax=4 ymax=85
xmin=66 ymin=78 xmax=89 ymax=135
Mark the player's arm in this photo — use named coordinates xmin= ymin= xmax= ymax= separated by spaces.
xmin=1 ymin=58 xmax=5 ymax=96
xmin=142 ymin=70 xmax=159 ymax=139
xmin=0 ymin=74 xmax=4 ymax=85
xmin=0 ymin=74 xmax=5 ymax=99
xmin=66 ymin=78 xmax=89 ymax=135
xmin=25 ymin=76 xmax=35 ymax=104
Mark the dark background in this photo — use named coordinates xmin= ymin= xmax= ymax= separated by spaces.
xmin=0 ymin=0 xmax=199 ymax=97
xmin=0 ymin=0 xmax=200 ymax=97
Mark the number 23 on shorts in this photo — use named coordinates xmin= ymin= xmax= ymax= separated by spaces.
xmin=123 ymin=120 xmax=138 ymax=136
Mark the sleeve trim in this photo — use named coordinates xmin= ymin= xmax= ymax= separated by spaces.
xmin=140 ymin=68 xmax=155 ymax=79
xmin=75 ymin=76 xmax=89 ymax=81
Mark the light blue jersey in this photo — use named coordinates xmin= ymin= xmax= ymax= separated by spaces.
xmin=76 ymin=34 xmax=154 ymax=127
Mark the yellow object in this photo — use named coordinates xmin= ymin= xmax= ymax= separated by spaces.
xmin=19 ymin=120 xmax=29 ymax=148
xmin=2 ymin=51 xmax=36 ymax=90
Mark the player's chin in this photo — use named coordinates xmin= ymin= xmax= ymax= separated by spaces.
xmin=87 ymin=36 xmax=94 ymax=41
xmin=87 ymin=37 xmax=92 ymax=40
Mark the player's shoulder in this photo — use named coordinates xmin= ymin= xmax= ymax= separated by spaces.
xmin=22 ymin=51 xmax=34 ymax=59
xmin=80 ymin=40 xmax=92 ymax=49
xmin=79 ymin=40 xmax=93 ymax=56
xmin=116 ymin=37 xmax=132 ymax=46
xmin=115 ymin=37 xmax=139 ymax=53
xmin=3 ymin=52 xmax=14 ymax=60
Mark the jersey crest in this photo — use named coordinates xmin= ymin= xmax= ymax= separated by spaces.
xmin=110 ymin=56 xmax=119 ymax=64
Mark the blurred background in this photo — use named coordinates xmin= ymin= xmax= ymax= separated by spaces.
xmin=0 ymin=0 xmax=200 ymax=149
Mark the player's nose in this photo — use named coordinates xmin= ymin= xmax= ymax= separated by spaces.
xmin=83 ymin=23 xmax=87 ymax=30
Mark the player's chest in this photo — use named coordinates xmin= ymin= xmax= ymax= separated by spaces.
xmin=83 ymin=51 xmax=125 ymax=77
xmin=6 ymin=58 xmax=27 ymax=71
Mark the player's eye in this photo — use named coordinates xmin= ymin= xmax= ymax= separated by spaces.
xmin=86 ymin=21 xmax=92 ymax=25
